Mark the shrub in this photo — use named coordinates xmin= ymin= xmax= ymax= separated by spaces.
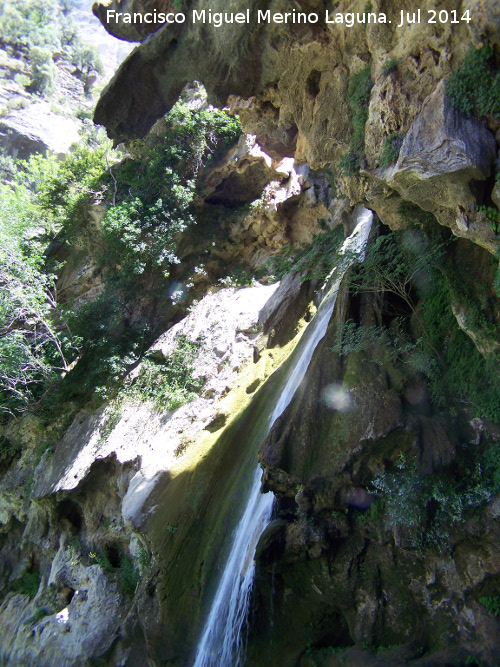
xmin=379 ymin=132 xmax=403 ymax=167
xmin=347 ymin=228 xmax=500 ymax=421
xmin=28 ymin=46 xmax=57 ymax=96
xmin=371 ymin=452 xmax=493 ymax=550
xmin=382 ymin=57 xmax=399 ymax=76
xmin=348 ymin=65 xmax=373 ymax=154
xmin=338 ymin=151 xmax=360 ymax=176
xmin=25 ymin=608 xmax=50 ymax=624
xmin=445 ymin=41 xmax=500 ymax=119
xmin=13 ymin=571 xmax=41 ymax=598
xmin=127 ymin=334 xmax=205 ymax=411
xmin=338 ymin=65 xmax=373 ymax=175
xmin=479 ymin=596 xmax=500 ymax=617
xmin=263 ymin=224 xmax=344 ymax=282
xmin=476 ymin=205 xmax=500 ymax=234
xmin=118 ymin=552 xmax=140 ymax=594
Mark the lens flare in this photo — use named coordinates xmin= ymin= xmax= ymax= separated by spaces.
xmin=321 ymin=383 xmax=353 ymax=412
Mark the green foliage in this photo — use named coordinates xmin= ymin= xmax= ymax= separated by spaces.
xmin=379 ymin=132 xmax=403 ymax=167
xmin=372 ymin=453 xmax=493 ymax=550
xmin=137 ymin=541 xmax=151 ymax=569
xmin=347 ymin=65 xmax=373 ymax=154
xmin=338 ymin=65 xmax=373 ymax=175
xmin=419 ymin=269 xmax=500 ymax=422
xmin=1 ymin=100 xmax=240 ymax=413
xmin=28 ymin=46 xmax=57 ymax=95
xmin=476 ymin=205 xmax=500 ymax=234
xmin=445 ymin=41 xmax=500 ymax=119
xmin=0 ymin=0 xmax=60 ymax=52
xmin=127 ymin=335 xmax=205 ymax=412
xmin=479 ymin=596 xmax=500 ymax=616
xmin=99 ymin=402 xmax=123 ymax=443
xmin=382 ymin=57 xmax=399 ymax=76
xmin=363 ymin=1 xmax=373 ymax=29
xmin=0 ymin=0 xmax=104 ymax=97
xmin=348 ymin=228 xmax=500 ymax=421
xmin=71 ymin=42 xmax=104 ymax=76
xmin=90 ymin=546 xmax=140 ymax=594
xmin=13 ymin=571 xmax=41 ymax=598
xmin=89 ymin=548 xmax=113 ymax=573
xmin=338 ymin=152 xmax=360 ymax=177
xmin=0 ymin=174 xmax=76 ymax=415
xmin=264 ymin=225 xmax=344 ymax=283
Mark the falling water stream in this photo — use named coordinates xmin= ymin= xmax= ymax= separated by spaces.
xmin=193 ymin=208 xmax=373 ymax=667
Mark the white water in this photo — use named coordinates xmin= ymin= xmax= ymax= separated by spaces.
xmin=193 ymin=208 xmax=373 ymax=667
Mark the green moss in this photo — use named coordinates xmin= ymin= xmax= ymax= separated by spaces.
xmin=25 ymin=608 xmax=50 ymax=625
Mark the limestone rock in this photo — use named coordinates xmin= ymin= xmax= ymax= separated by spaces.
xmin=389 ymin=81 xmax=497 ymax=252
xmin=258 ymin=270 xmax=317 ymax=347
xmin=0 ymin=101 xmax=81 ymax=159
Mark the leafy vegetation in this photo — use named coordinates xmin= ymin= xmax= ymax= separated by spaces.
xmin=25 ymin=608 xmax=50 ymax=625
xmin=0 ymin=100 xmax=241 ymax=413
xmin=479 ymin=596 xmax=500 ymax=617
xmin=346 ymin=227 xmax=500 ymax=421
xmin=382 ymin=57 xmax=399 ymax=77
xmin=371 ymin=446 xmax=498 ymax=551
xmin=445 ymin=40 xmax=500 ymax=119
xmin=90 ymin=545 xmax=140 ymax=595
xmin=338 ymin=65 xmax=373 ymax=176
xmin=0 ymin=0 xmax=103 ymax=97
xmin=125 ymin=334 xmax=205 ymax=411
xmin=0 ymin=175 xmax=76 ymax=415
xmin=260 ymin=224 xmax=344 ymax=283
xmin=13 ymin=571 xmax=41 ymax=598
xmin=476 ymin=205 xmax=500 ymax=234
xmin=379 ymin=132 xmax=403 ymax=167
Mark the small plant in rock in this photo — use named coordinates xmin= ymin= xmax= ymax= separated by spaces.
xmin=126 ymin=334 xmax=205 ymax=412
xmin=137 ymin=541 xmax=151 ymax=569
xmin=479 ymin=596 xmax=500 ymax=617
xmin=118 ymin=552 xmax=140 ymax=594
xmin=379 ymin=132 xmax=403 ymax=167
xmin=338 ymin=152 xmax=360 ymax=177
xmin=89 ymin=548 xmax=113 ymax=573
xmin=476 ymin=205 xmax=500 ymax=234
xmin=338 ymin=65 xmax=373 ymax=176
xmin=371 ymin=445 xmax=497 ymax=551
xmin=13 ymin=571 xmax=41 ymax=598
xmin=382 ymin=57 xmax=399 ymax=76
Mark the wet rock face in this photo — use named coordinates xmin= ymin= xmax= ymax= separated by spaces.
xmin=253 ymin=269 xmax=500 ymax=665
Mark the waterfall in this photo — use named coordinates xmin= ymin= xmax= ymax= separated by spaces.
xmin=193 ymin=208 xmax=373 ymax=667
